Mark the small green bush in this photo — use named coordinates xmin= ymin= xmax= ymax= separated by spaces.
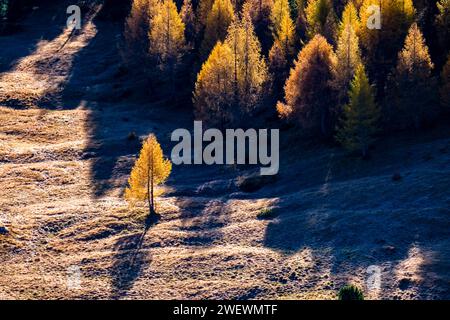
xmin=338 ymin=285 xmax=364 ymax=300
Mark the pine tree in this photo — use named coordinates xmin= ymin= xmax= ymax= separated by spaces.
xmin=441 ymin=54 xmax=450 ymax=110
xmin=336 ymin=65 xmax=379 ymax=158
xmin=277 ymin=34 xmax=337 ymax=137
xmin=388 ymin=23 xmax=437 ymax=129
xmin=125 ymin=134 xmax=172 ymax=215
xmin=194 ymin=41 xmax=235 ymax=125
xmin=333 ymin=21 xmax=362 ymax=104
xmin=201 ymin=0 xmax=235 ymax=57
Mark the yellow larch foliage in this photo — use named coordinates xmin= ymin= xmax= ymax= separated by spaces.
xmin=194 ymin=15 xmax=269 ymax=124
xmin=334 ymin=21 xmax=362 ymax=102
xmin=339 ymin=1 xmax=360 ymax=38
xmin=124 ymin=0 xmax=160 ymax=61
xmin=125 ymin=134 xmax=172 ymax=213
xmin=270 ymin=0 xmax=291 ymax=38
xmin=149 ymin=0 xmax=186 ymax=63
xmin=280 ymin=34 xmax=337 ymax=137
xmin=194 ymin=41 xmax=235 ymax=125
xmin=201 ymin=0 xmax=235 ymax=57
xmin=358 ymin=0 xmax=415 ymax=56
xmin=397 ymin=23 xmax=433 ymax=76
xmin=305 ymin=0 xmax=333 ymax=37
xmin=225 ymin=14 xmax=269 ymax=111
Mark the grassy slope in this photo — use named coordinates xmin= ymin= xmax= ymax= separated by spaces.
xmin=0 ymin=2 xmax=449 ymax=300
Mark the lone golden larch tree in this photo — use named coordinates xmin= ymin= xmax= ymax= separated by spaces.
xmin=125 ymin=134 xmax=172 ymax=215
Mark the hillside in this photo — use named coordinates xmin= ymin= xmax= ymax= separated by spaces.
xmin=0 ymin=1 xmax=449 ymax=300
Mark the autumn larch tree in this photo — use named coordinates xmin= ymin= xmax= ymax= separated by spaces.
xmin=124 ymin=0 xmax=159 ymax=64
xmin=270 ymin=0 xmax=292 ymax=41
xmin=149 ymin=0 xmax=186 ymax=92
xmin=180 ymin=0 xmax=196 ymax=45
xmin=336 ymin=65 xmax=379 ymax=158
xmin=333 ymin=17 xmax=362 ymax=105
xmin=149 ymin=0 xmax=186 ymax=64
xmin=277 ymin=34 xmax=337 ymax=138
xmin=225 ymin=13 xmax=269 ymax=116
xmin=359 ymin=0 xmax=415 ymax=98
xmin=194 ymin=41 xmax=235 ymax=125
xmin=338 ymin=0 xmax=360 ymax=39
xmin=125 ymin=134 xmax=172 ymax=215
xmin=305 ymin=0 xmax=337 ymax=45
xmin=242 ymin=0 xmax=274 ymax=54
xmin=269 ymin=0 xmax=295 ymax=96
xmin=441 ymin=54 xmax=450 ymax=111
xmin=200 ymin=0 xmax=235 ymax=58
xmin=197 ymin=0 xmax=215 ymax=30
xmin=194 ymin=14 xmax=268 ymax=126
xmin=387 ymin=23 xmax=437 ymax=129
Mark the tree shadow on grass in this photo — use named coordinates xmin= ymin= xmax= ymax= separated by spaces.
xmin=262 ymin=148 xmax=450 ymax=299
xmin=109 ymin=213 xmax=159 ymax=299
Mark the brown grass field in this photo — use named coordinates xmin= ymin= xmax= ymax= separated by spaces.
xmin=0 ymin=1 xmax=449 ymax=300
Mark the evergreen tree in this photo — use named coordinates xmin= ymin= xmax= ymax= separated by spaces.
xmin=200 ymin=0 xmax=235 ymax=57
xmin=277 ymin=34 xmax=337 ymax=137
xmin=269 ymin=39 xmax=290 ymax=97
xmin=125 ymin=134 xmax=172 ymax=215
xmin=336 ymin=65 xmax=379 ymax=158
xmin=197 ymin=0 xmax=215 ymax=28
xmin=388 ymin=23 xmax=437 ymax=129
xmin=269 ymin=0 xmax=295 ymax=85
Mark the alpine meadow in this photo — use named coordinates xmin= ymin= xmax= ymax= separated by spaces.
xmin=0 ymin=0 xmax=449 ymax=302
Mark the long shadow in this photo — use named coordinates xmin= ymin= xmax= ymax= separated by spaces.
xmin=262 ymin=145 xmax=450 ymax=299
xmin=57 ymin=1 xmax=144 ymax=197
xmin=0 ymin=0 xmax=67 ymax=73
xmin=109 ymin=214 xmax=159 ymax=299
